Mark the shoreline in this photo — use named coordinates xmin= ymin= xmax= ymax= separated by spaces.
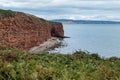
xmin=28 ymin=37 xmax=61 ymax=53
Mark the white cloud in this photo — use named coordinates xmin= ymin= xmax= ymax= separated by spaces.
xmin=0 ymin=0 xmax=120 ymax=21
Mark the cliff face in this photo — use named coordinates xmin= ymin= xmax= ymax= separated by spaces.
xmin=0 ymin=12 xmax=64 ymax=50
xmin=50 ymin=22 xmax=64 ymax=37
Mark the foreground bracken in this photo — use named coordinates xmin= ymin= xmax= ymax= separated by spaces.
xmin=0 ymin=46 xmax=120 ymax=80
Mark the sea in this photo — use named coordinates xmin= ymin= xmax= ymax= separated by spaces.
xmin=50 ymin=24 xmax=120 ymax=58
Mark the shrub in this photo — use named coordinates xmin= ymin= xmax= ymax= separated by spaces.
xmin=0 ymin=9 xmax=15 ymax=17
xmin=107 ymin=56 xmax=120 ymax=61
xmin=0 ymin=47 xmax=120 ymax=80
xmin=90 ymin=53 xmax=101 ymax=60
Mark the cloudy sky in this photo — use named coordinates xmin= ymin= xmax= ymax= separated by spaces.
xmin=0 ymin=0 xmax=120 ymax=21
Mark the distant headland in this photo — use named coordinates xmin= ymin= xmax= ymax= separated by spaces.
xmin=52 ymin=19 xmax=120 ymax=24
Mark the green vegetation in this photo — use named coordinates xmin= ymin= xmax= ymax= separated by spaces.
xmin=0 ymin=46 xmax=120 ymax=80
xmin=0 ymin=9 xmax=15 ymax=17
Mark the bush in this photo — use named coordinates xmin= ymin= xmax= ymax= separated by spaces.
xmin=0 ymin=9 xmax=15 ymax=17
xmin=107 ymin=56 xmax=120 ymax=61
xmin=0 ymin=47 xmax=120 ymax=80
xmin=90 ymin=53 xmax=101 ymax=60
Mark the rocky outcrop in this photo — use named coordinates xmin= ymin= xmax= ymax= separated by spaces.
xmin=0 ymin=11 xmax=64 ymax=50
xmin=29 ymin=37 xmax=61 ymax=53
xmin=50 ymin=22 xmax=64 ymax=37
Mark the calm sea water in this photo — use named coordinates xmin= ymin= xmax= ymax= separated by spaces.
xmin=50 ymin=24 xmax=120 ymax=58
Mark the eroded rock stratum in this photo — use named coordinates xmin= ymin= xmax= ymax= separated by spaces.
xmin=0 ymin=10 xmax=64 ymax=50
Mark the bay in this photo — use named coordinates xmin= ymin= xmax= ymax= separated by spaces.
xmin=50 ymin=24 xmax=120 ymax=58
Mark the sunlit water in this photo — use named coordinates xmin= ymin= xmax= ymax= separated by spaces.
xmin=50 ymin=24 xmax=120 ymax=58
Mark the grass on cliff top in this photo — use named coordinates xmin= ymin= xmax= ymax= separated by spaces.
xmin=0 ymin=9 xmax=15 ymax=17
xmin=0 ymin=46 xmax=120 ymax=80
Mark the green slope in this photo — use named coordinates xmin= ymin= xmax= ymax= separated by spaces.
xmin=0 ymin=46 xmax=120 ymax=80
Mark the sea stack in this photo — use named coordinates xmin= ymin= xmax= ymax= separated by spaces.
xmin=0 ymin=9 xmax=64 ymax=50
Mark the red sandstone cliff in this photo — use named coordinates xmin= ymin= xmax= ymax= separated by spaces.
xmin=0 ymin=11 xmax=64 ymax=50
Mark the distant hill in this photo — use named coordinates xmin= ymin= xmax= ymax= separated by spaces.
xmin=52 ymin=19 xmax=120 ymax=24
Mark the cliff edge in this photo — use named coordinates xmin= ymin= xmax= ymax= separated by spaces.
xmin=0 ymin=9 xmax=64 ymax=50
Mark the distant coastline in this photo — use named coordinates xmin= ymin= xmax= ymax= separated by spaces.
xmin=52 ymin=19 xmax=120 ymax=24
